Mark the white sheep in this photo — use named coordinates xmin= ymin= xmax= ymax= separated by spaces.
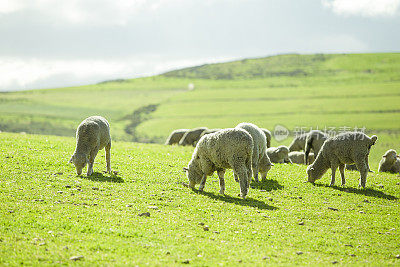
xmin=183 ymin=128 xmax=253 ymax=199
xmin=307 ymin=132 xmax=377 ymax=188
xmin=289 ymin=151 xmax=314 ymax=164
xmin=267 ymin=146 xmax=292 ymax=164
xmin=236 ymin=122 xmax=267 ymax=182
xmin=288 ymin=132 xmax=308 ymax=152
xmin=69 ymin=116 xmax=111 ymax=176
xmin=165 ymin=129 xmax=189 ymax=145
xmin=378 ymin=149 xmax=400 ymax=174
xmin=261 ymin=128 xmax=272 ymax=148
xmin=179 ymin=127 xmax=208 ymax=146
xmin=305 ymin=130 xmax=328 ymax=164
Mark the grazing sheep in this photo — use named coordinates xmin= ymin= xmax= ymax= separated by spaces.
xmin=183 ymin=128 xmax=253 ymax=199
xmin=378 ymin=149 xmax=400 ymax=174
xmin=236 ymin=122 xmax=267 ymax=182
xmin=258 ymin=151 xmax=274 ymax=181
xmin=165 ymin=129 xmax=189 ymax=145
xmin=305 ymin=130 xmax=328 ymax=164
xmin=69 ymin=116 xmax=111 ymax=176
xmin=267 ymin=146 xmax=292 ymax=164
xmin=307 ymin=132 xmax=377 ymax=188
xmin=261 ymin=128 xmax=272 ymax=148
xmin=199 ymin=128 xmax=221 ymax=138
xmin=179 ymin=127 xmax=208 ymax=146
xmin=288 ymin=132 xmax=308 ymax=152
xmin=289 ymin=151 xmax=314 ymax=164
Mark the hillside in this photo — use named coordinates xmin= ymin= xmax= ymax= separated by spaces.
xmin=0 ymin=53 xmax=399 ymax=166
xmin=1 ymin=133 xmax=399 ymax=265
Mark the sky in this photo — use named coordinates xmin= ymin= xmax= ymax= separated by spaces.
xmin=0 ymin=0 xmax=399 ymax=91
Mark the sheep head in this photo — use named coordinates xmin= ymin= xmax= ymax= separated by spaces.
xmin=69 ymin=153 xmax=89 ymax=175
xmin=184 ymin=158 xmax=203 ymax=188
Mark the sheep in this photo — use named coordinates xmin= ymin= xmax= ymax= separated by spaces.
xmin=305 ymin=130 xmax=328 ymax=164
xmin=69 ymin=116 xmax=111 ymax=176
xmin=378 ymin=149 xmax=400 ymax=174
xmin=267 ymin=146 xmax=292 ymax=164
xmin=179 ymin=127 xmax=208 ymax=146
xmin=289 ymin=151 xmax=314 ymax=164
xmin=261 ymin=128 xmax=272 ymax=148
xmin=288 ymin=132 xmax=308 ymax=152
xmin=307 ymin=132 xmax=377 ymax=188
xmin=258 ymin=151 xmax=274 ymax=181
xmin=236 ymin=122 xmax=267 ymax=182
xmin=199 ymin=128 xmax=221 ymax=138
xmin=183 ymin=128 xmax=253 ymax=199
xmin=165 ymin=129 xmax=189 ymax=145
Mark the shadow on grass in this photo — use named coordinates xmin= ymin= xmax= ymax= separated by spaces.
xmin=82 ymin=172 xmax=124 ymax=183
xmin=314 ymin=183 xmax=397 ymax=200
xmin=250 ymin=179 xmax=284 ymax=191
xmin=194 ymin=190 xmax=278 ymax=211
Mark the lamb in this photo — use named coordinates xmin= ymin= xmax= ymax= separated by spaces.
xmin=199 ymin=128 xmax=221 ymax=138
xmin=69 ymin=116 xmax=111 ymax=176
xmin=183 ymin=128 xmax=253 ymax=199
xmin=305 ymin=130 xmax=328 ymax=164
xmin=165 ymin=129 xmax=189 ymax=145
xmin=261 ymin=128 xmax=272 ymax=148
xmin=267 ymin=146 xmax=292 ymax=164
xmin=289 ymin=151 xmax=315 ymax=164
xmin=378 ymin=149 xmax=400 ymax=174
xmin=288 ymin=132 xmax=308 ymax=152
xmin=307 ymin=132 xmax=377 ymax=188
xmin=236 ymin=122 xmax=267 ymax=182
xmin=179 ymin=127 xmax=208 ymax=146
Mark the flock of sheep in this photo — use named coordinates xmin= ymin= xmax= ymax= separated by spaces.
xmin=69 ymin=116 xmax=399 ymax=199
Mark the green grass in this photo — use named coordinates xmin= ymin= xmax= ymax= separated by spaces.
xmin=1 ymin=132 xmax=400 ymax=265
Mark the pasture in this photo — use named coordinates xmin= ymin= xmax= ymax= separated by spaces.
xmin=1 ymin=133 xmax=399 ymax=265
xmin=0 ymin=53 xmax=400 ymax=265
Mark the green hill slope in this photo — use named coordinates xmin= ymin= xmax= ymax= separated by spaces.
xmin=1 ymin=133 xmax=399 ymax=265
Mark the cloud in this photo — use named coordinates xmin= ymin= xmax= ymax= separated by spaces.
xmin=323 ymin=0 xmax=400 ymax=17
xmin=0 ymin=0 xmax=179 ymax=25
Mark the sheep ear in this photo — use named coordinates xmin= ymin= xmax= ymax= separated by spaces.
xmin=270 ymin=163 xmax=274 ymax=166
xmin=370 ymin=135 xmax=378 ymax=145
xmin=183 ymin=167 xmax=189 ymax=172
xmin=68 ymin=156 xmax=73 ymax=164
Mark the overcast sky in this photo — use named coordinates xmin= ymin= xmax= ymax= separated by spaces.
xmin=0 ymin=0 xmax=399 ymax=91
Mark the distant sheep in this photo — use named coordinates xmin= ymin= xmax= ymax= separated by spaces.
xmin=69 ymin=116 xmax=111 ymax=176
xmin=305 ymin=130 xmax=328 ymax=164
xmin=179 ymin=127 xmax=208 ymax=146
xmin=289 ymin=151 xmax=314 ymax=164
xmin=165 ymin=129 xmax=189 ymax=145
xmin=267 ymin=146 xmax=292 ymax=164
xmin=378 ymin=149 xmax=400 ymax=174
xmin=199 ymin=128 xmax=221 ymax=138
xmin=236 ymin=122 xmax=267 ymax=182
xmin=261 ymin=128 xmax=272 ymax=148
xmin=288 ymin=132 xmax=308 ymax=152
xmin=307 ymin=132 xmax=377 ymax=188
xmin=183 ymin=128 xmax=253 ymax=199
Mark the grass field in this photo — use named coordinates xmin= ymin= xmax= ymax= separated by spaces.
xmin=1 ymin=133 xmax=399 ymax=265
xmin=1 ymin=53 xmax=400 ymax=265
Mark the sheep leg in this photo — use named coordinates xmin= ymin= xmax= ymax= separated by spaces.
xmin=217 ymin=169 xmax=226 ymax=195
xmin=235 ymin=167 xmax=249 ymax=199
xmin=198 ymin=174 xmax=207 ymax=191
xmin=339 ymin=163 xmax=346 ymax=186
xmin=105 ymin=142 xmax=111 ymax=174
xmin=87 ymin=147 xmax=99 ymax=176
xmin=355 ymin=159 xmax=368 ymax=188
xmin=329 ymin=161 xmax=339 ymax=186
